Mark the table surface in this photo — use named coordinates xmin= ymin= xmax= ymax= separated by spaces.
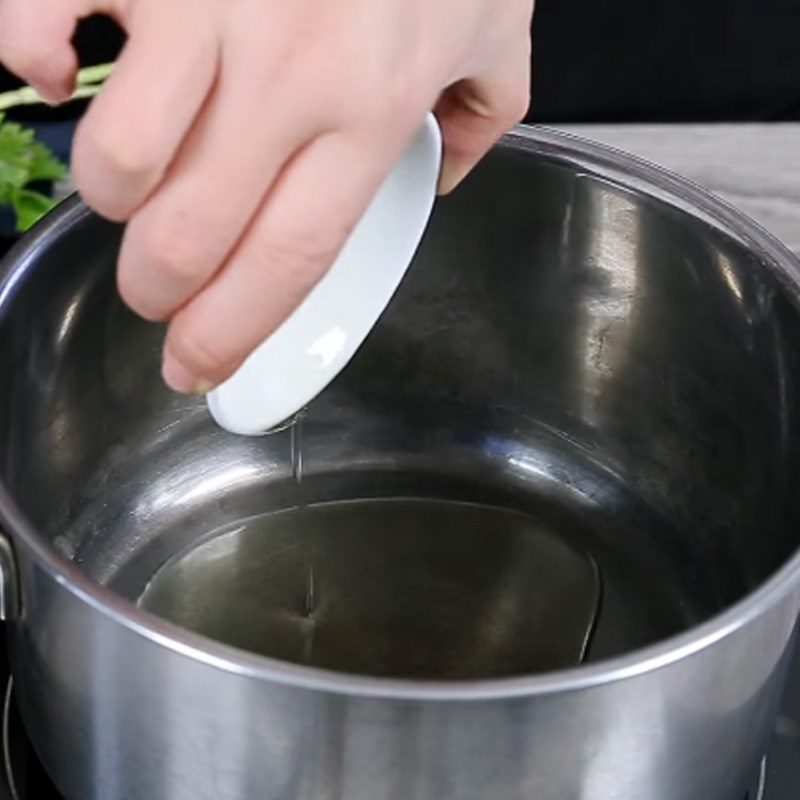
xmin=557 ymin=123 xmax=800 ymax=256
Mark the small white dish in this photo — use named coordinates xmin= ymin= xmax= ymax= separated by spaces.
xmin=206 ymin=114 xmax=442 ymax=436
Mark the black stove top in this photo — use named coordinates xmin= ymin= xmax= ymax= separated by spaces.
xmin=0 ymin=643 xmax=797 ymax=800
xmin=763 ymin=637 xmax=800 ymax=798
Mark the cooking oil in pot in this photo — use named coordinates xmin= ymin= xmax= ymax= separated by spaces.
xmin=138 ymin=496 xmax=602 ymax=679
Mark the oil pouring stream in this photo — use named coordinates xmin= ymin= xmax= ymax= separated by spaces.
xmin=289 ymin=416 xmax=317 ymax=665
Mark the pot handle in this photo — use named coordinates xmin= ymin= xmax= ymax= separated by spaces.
xmin=0 ymin=534 xmax=19 ymax=620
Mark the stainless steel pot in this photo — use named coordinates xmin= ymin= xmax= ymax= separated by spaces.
xmin=0 ymin=126 xmax=799 ymax=800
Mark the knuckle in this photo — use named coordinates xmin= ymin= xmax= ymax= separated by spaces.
xmin=72 ymin=124 xmax=160 ymax=216
xmin=262 ymin=230 xmax=341 ymax=290
xmin=96 ymin=133 xmax=156 ymax=180
xmin=138 ymin=218 xmax=207 ymax=286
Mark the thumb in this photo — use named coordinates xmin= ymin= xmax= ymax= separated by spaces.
xmin=434 ymin=69 xmax=530 ymax=196
xmin=0 ymin=0 xmax=126 ymax=104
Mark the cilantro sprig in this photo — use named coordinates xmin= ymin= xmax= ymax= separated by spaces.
xmin=0 ymin=112 xmax=67 ymax=231
xmin=0 ymin=63 xmax=113 ymax=232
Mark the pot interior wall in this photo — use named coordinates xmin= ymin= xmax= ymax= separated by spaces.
xmin=2 ymin=139 xmax=800 ymax=679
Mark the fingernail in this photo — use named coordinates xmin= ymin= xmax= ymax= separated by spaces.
xmin=437 ymin=163 xmax=471 ymax=196
xmin=162 ymin=354 xmax=214 ymax=395
xmin=37 ymin=90 xmax=64 ymax=107
xmin=34 ymin=82 xmax=70 ymax=107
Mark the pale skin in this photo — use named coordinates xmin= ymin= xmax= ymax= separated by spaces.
xmin=0 ymin=0 xmax=534 ymax=393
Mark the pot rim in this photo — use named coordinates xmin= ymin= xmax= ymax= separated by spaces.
xmin=1 ymin=124 xmax=800 ymax=701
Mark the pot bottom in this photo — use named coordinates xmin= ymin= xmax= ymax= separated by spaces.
xmin=136 ymin=497 xmax=604 ymax=679
xmin=102 ymin=469 xmax=717 ymax=681
xmin=84 ymin=419 xmax=735 ymax=681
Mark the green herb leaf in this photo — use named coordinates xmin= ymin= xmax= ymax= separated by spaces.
xmin=0 ymin=112 xmax=67 ymax=231
xmin=26 ymin=139 xmax=67 ymax=183
xmin=11 ymin=188 xmax=57 ymax=232
xmin=0 ymin=64 xmax=112 ymax=232
xmin=0 ymin=113 xmax=36 ymax=197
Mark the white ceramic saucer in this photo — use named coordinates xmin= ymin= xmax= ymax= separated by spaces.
xmin=206 ymin=114 xmax=442 ymax=435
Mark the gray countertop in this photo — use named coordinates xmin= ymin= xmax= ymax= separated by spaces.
xmin=557 ymin=124 xmax=800 ymax=255
xmin=56 ymin=122 xmax=800 ymax=254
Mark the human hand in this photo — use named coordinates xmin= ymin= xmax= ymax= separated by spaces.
xmin=0 ymin=0 xmax=533 ymax=393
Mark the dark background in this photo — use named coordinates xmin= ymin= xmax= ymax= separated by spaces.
xmin=3 ymin=1 xmax=800 ymax=123
xmin=530 ymin=0 xmax=800 ymax=121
